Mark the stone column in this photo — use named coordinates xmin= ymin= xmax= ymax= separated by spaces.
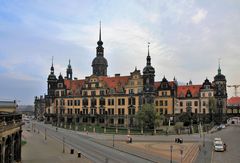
xmin=2 ymin=137 xmax=5 ymax=163
xmin=17 ymin=131 xmax=22 ymax=162
xmin=11 ymin=135 xmax=14 ymax=163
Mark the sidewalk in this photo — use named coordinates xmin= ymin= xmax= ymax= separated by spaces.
xmin=22 ymin=126 xmax=91 ymax=163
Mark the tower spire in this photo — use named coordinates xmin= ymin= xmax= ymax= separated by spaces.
xmin=68 ymin=59 xmax=71 ymax=67
xmin=99 ymin=21 xmax=101 ymax=41
xmin=147 ymin=42 xmax=151 ymax=66
xmin=97 ymin=21 xmax=103 ymax=46
xmin=50 ymin=56 xmax=54 ymax=74
xmin=218 ymin=58 xmax=221 ymax=75
xmin=52 ymin=56 xmax=54 ymax=67
xmin=148 ymin=42 xmax=150 ymax=56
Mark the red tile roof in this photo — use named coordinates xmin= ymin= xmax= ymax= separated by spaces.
xmin=64 ymin=76 xmax=130 ymax=94
xmin=177 ymin=85 xmax=201 ymax=98
xmin=228 ymin=97 xmax=240 ymax=105
xmin=64 ymin=79 xmax=85 ymax=95
xmin=99 ymin=76 xmax=129 ymax=89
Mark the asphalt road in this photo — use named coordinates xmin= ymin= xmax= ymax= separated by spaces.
xmin=210 ymin=125 xmax=240 ymax=163
xmin=34 ymin=122 xmax=155 ymax=163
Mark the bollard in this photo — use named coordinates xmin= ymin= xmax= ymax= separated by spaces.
xmin=78 ymin=152 xmax=81 ymax=158
xmin=70 ymin=149 xmax=74 ymax=154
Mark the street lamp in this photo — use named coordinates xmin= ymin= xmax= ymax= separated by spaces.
xmin=170 ymin=145 xmax=173 ymax=163
xmin=113 ymin=134 xmax=115 ymax=148
xmin=45 ymin=128 xmax=47 ymax=140
xmin=203 ymin=133 xmax=205 ymax=147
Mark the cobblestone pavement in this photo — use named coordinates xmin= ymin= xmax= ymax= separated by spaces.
xmin=22 ymin=124 xmax=91 ymax=163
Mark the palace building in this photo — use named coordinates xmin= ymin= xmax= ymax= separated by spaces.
xmin=41 ymin=24 xmax=227 ymax=127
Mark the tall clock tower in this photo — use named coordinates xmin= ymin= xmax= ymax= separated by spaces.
xmin=213 ymin=62 xmax=227 ymax=123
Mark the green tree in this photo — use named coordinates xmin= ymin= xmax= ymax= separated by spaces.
xmin=137 ymin=104 xmax=163 ymax=129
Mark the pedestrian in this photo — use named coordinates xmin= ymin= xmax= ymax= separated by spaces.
xmin=224 ymin=143 xmax=227 ymax=151
xmin=126 ymin=135 xmax=130 ymax=143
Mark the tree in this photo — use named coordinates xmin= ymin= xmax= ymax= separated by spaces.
xmin=137 ymin=104 xmax=163 ymax=129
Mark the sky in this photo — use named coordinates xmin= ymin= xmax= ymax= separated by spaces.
xmin=0 ymin=0 xmax=239 ymax=105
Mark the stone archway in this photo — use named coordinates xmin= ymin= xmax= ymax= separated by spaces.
xmin=5 ymin=136 xmax=12 ymax=163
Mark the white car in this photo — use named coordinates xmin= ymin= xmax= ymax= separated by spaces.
xmin=220 ymin=124 xmax=226 ymax=129
xmin=214 ymin=140 xmax=224 ymax=152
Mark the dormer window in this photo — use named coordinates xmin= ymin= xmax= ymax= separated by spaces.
xmin=58 ymin=83 xmax=63 ymax=88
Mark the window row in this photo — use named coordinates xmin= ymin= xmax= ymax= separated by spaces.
xmin=56 ymin=108 xmax=136 ymax=115
xmin=155 ymin=100 xmax=168 ymax=106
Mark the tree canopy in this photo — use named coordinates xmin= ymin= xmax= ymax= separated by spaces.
xmin=137 ymin=104 xmax=164 ymax=129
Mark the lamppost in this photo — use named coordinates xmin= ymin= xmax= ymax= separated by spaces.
xmin=170 ymin=145 xmax=173 ymax=163
xmin=45 ymin=128 xmax=47 ymax=140
xmin=203 ymin=132 xmax=205 ymax=147
xmin=112 ymin=134 xmax=115 ymax=148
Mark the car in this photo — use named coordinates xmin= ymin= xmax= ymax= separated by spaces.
xmin=220 ymin=124 xmax=226 ymax=129
xmin=175 ymin=138 xmax=183 ymax=143
xmin=214 ymin=140 xmax=224 ymax=152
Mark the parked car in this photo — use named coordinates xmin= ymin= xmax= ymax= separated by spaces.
xmin=214 ymin=140 xmax=224 ymax=152
xmin=220 ymin=124 xmax=226 ymax=129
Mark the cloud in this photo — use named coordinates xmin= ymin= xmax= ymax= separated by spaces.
xmin=191 ymin=9 xmax=208 ymax=24
xmin=0 ymin=0 xmax=240 ymax=104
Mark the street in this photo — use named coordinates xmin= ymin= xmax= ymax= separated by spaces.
xmin=34 ymin=122 xmax=155 ymax=163
xmin=30 ymin=121 xmax=240 ymax=163
xmin=210 ymin=125 xmax=240 ymax=163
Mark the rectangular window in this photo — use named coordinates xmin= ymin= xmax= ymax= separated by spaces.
xmin=165 ymin=100 xmax=168 ymax=106
xmin=61 ymin=90 xmax=64 ymax=96
xmin=108 ymin=99 xmax=114 ymax=105
xmin=180 ymin=101 xmax=183 ymax=107
xmin=108 ymin=108 xmax=114 ymax=115
xmin=100 ymin=90 xmax=105 ymax=96
xmin=129 ymin=89 xmax=134 ymax=94
xmin=194 ymin=101 xmax=198 ymax=106
xmin=118 ymin=98 xmax=125 ymax=105
xmin=160 ymin=100 xmax=163 ymax=106
xmin=91 ymin=91 xmax=96 ymax=96
xmin=186 ymin=101 xmax=192 ymax=107
xmin=203 ymin=101 xmax=206 ymax=106
xmin=165 ymin=109 xmax=168 ymax=115
xmin=83 ymin=91 xmax=88 ymax=96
